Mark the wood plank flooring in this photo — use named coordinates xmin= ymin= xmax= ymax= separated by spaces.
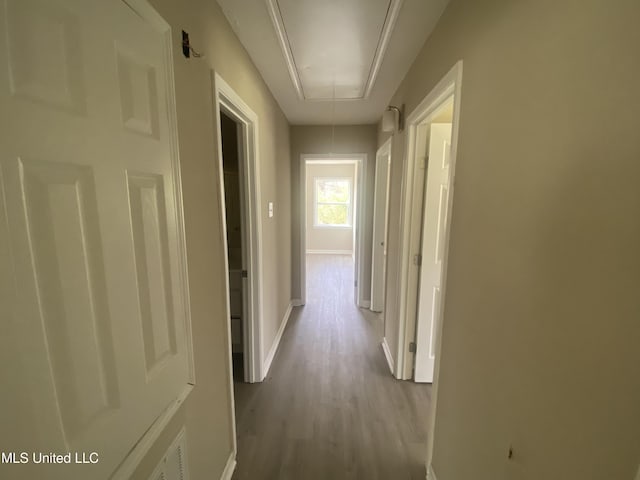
xmin=232 ymin=254 xmax=431 ymax=480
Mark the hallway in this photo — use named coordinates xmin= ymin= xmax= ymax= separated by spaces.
xmin=232 ymin=255 xmax=431 ymax=479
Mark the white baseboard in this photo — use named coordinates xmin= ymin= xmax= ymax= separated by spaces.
xmin=306 ymin=249 xmax=352 ymax=255
xmin=292 ymin=298 xmax=304 ymax=307
xmin=262 ymin=301 xmax=293 ymax=379
xmin=427 ymin=464 xmax=437 ymax=480
xmin=381 ymin=337 xmax=394 ymax=375
xmin=220 ymin=451 xmax=236 ymax=480
xmin=359 ymin=300 xmax=371 ymax=308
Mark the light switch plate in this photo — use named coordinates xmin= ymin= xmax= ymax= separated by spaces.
xmin=268 ymin=201 xmax=274 ymax=218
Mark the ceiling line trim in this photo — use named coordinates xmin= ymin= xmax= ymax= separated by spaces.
xmin=265 ymin=0 xmax=404 ymax=102
xmin=363 ymin=0 xmax=404 ymax=99
xmin=265 ymin=0 xmax=304 ymax=100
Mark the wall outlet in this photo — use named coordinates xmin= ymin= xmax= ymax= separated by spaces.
xmin=268 ymin=201 xmax=274 ymax=218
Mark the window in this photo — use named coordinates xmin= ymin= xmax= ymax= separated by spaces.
xmin=314 ymin=177 xmax=352 ymax=227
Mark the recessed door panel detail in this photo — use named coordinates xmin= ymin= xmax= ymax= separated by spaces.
xmin=429 ymin=287 xmax=439 ymax=359
xmin=441 ymin=140 xmax=451 ymax=169
xmin=415 ymin=123 xmax=452 ymax=383
xmin=434 ymin=185 xmax=448 ymax=264
xmin=19 ymin=158 xmax=119 ymax=443
xmin=116 ymin=47 xmax=160 ymax=138
xmin=4 ymin=0 xmax=85 ymax=112
xmin=128 ymin=173 xmax=177 ymax=377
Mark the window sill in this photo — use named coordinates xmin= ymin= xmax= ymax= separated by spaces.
xmin=313 ymin=224 xmax=352 ymax=229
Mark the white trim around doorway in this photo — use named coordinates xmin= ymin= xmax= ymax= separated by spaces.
xmin=391 ymin=60 xmax=463 ymax=471
xmin=396 ymin=61 xmax=463 ymax=380
xmin=212 ymin=72 xmax=264 ymax=460
xmin=300 ymin=154 xmax=368 ymax=308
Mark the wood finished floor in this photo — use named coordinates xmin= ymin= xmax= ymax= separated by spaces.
xmin=232 ymin=255 xmax=431 ymax=480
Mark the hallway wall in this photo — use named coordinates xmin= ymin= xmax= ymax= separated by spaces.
xmin=381 ymin=0 xmax=640 ymax=479
xmin=291 ymin=125 xmax=377 ymax=303
xmin=131 ymin=0 xmax=292 ymax=478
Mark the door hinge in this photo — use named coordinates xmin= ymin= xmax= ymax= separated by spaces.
xmin=409 ymin=342 xmax=417 ymax=353
xmin=241 ymin=270 xmax=248 ymax=278
xmin=354 ymin=279 xmax=357 ymax=287
xmin=413 ymin=254 xmax=422 ymax=266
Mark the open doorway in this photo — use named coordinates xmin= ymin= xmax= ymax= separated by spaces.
xmin=395 ymin=63 xmax=462 ymax=384
xmin=219 ymin=111 xmax=245 ymax=382
xmin=214 ymin=72 xmax=263 ymax=392
xmin=299 ymin=155 xmax=367 ymax=306
xmin=411 ymin=99 xmax=455 ymax=384
xmin=390 ymin=62 xmax=463 ymax=473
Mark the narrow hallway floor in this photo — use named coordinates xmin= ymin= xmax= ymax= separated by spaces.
xmin=232 ymin=254 xmax=431 ymax=480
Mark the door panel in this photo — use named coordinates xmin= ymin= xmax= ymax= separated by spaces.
xmin=128 ymin=173 xmax=178 ymax=377
xmin=19 ymin=158 xmax=120 ymax=441
xmin=116 ymin=46 xmax=160 ymax=138
xmin=4 ymin=0 xmax=86 ymax=113
xmin=370 ymin=144 xmax=391 ymax=313
xmin=414 ymin=123 xmax=452 ymax=383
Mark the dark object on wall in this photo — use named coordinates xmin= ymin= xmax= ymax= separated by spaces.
xmin=182 ymin=30 xmax=203 ymax=58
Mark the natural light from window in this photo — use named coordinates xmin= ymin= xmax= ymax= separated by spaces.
xmin=314 ymin=178 xmax=351 ymax=227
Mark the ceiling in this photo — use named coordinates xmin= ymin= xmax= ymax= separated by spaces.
xmin=216 ymin=0 xmax=450 ymax=125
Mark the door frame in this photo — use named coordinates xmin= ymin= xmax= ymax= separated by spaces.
xmin=213 ymin=72 xmax=263 ymax=391
xmin=299 ymin=153 xmax=368 ymax=307
xmin=392 ymin=60 xmax=463 ymax=469
xmin=370 ymin=137 xmax=392 ymax=313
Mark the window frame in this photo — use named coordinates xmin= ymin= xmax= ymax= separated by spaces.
xmin=313 ymin=176 xmax=353 ymax=229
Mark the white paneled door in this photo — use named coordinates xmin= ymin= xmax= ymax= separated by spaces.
xmin=0 ymin=1 xmax=191 ymax=479
xmin=370 ymin=140 xmax=391 ymax=313
xmin=414 ymin=123 xmax=452 ymax=383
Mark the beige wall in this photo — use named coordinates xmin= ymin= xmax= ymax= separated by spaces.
xmin=139 ymin=0 xmax=291 ymax=478
xmin=291 ymin=125 xmax=377 ymax=301
xmin=381 ymin=0 xmax=640 ymax=479
xmin=306 ymin=163 xmax=356 ymax=253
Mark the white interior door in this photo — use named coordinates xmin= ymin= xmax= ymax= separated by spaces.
xmin=370 ymin=142 xmax=391 ymax=312
xmin=352 ymin=161 xmax=359 ymax=301
xmin=414 ymin=123 xmax=452 ymax=383
xmin=0 ymin=1 xmax=191 ymax=478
